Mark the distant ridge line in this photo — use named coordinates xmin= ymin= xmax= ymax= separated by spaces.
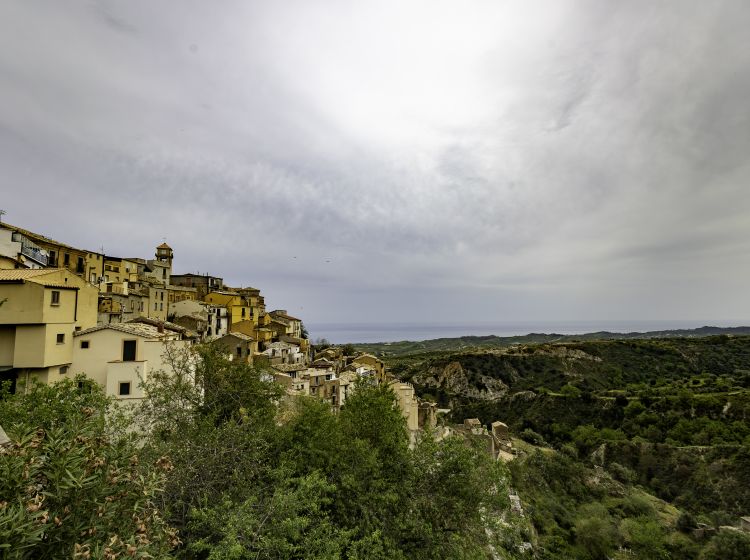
xmin=351 ymin=325 xmax=750 ymax=356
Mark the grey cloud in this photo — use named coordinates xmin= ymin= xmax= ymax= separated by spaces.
xmin=1 ymin=0 xmax=749 ymax=326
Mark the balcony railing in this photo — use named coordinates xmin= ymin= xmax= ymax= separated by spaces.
xmin=19 ymin=244 xmax=48 ymax=266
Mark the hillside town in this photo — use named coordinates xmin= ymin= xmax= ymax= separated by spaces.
xmin=0 ymin=219 xmax=436 ymax=433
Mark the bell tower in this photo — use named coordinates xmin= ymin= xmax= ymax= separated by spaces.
xmin=155 ymin=242 xmax=173 ymax=267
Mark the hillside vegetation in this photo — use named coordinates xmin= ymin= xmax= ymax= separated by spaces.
xmin=390 ymin=335 xmax=750 ymax=558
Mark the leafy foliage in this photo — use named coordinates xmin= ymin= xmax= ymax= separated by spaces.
xmin=0 ymin=377 xmax=177 ymax=559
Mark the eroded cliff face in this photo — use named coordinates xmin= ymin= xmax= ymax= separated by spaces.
xmin=412 ymin=360 xmax=510 ymax=401
xmin=407 ymin=345 xmax=605 ymax=401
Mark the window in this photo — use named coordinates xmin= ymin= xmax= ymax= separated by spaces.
xmin=49 ymin=250 xmax=57 ymax=266
xmin=160 ymin=303 xmax=163 ymax=311
xmin=51 ymin=290 xmax=60 ymax=305
xmin=56 ymin=333 xmax=65 ymax=344
xmin=80 ymin=340 xmax=90 ymax=349
xmin=119 ymin=382 xmax=131 ymax=396
xmin=154 ymin=302 xmax=158 ymax=311
xmin=63 ymin=253 xmax=70 ymax=266
xmin=241 ymin=307 xmax=246 ymax=318
xmin=236 ymin=345 xmax=242 ymax=357
xmin=76 ymin=256 xmax=84 ymax=273
xmin=60 ymin=365 xmax=69 ymax=374
xmin=160 ymin=292 xmax=164 ymax=301
xmin=122 ymin=340 xmax=136 ymax=361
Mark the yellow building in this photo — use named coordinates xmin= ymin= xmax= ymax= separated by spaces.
xmin=205 ymin=290 xmax=254 ymax=326
xmin=230 ymin=318 xmax=273 ymax=352
xmin=0 ymin=268 xmax=98 ymax=391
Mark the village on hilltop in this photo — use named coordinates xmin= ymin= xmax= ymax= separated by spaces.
xmin=0 ymin=219 xmax=444 ymax=434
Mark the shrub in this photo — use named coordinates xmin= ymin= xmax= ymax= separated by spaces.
xmin=0 ymin=378 xmax=177 ymax=559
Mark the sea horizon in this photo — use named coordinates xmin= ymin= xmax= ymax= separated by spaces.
xmin=306 ymin=319 xmax=750 ymax=344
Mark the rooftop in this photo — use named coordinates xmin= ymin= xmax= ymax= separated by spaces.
xmin=217 ymin=332 xmax=255 ymax=342
xmin=265 ymin=341 xmax=298 ymax=350
xmin=0 ymin=269 xmax=59 ymax=281
xmin=270 ymin=310 xmax=302 ymax=322
xmin=74 ymin=323 xmax=174 ymax=339
xmin=0 ymin=269 xmax=83 ymax=289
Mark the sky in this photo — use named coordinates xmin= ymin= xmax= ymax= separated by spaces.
xmin=1 ymin=0 xmax=749 ymax=331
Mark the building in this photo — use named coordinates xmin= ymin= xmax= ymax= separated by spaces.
xmin=169 ymin=299 xmax=228 ymax=340
xmin=389 ymin=380 xmax=420 ymax=431
xmin=261 ymin=341 xmax=305 ymax=365
xmin=0 ymin=223 xmax=94 ymax=279
xmin=170 ymin=273 xmax=224 ymax=298
xmin=101 ymin=256 xmax=140 ymax=285
xmin=0 ymin=268 xmax=98 ymax=391
xmin=321 ymin=371 xmax=356 ymax=409
xmin=269 ymin=310 xmax=303 ymax=339
xmin=0 ymin=228 xmax=49 ymax=269
xmin=71 ymin=322 xmax=191 ymax=401
xmin=213 ymin=332 xmax=256 ymax=364
xmin=351 ymin=353 xmax=387 ymax=384
xmin=204 ymin=290 xmax=253 ymax=325
xmin=167 ymin=284 xmax=198 ymax=304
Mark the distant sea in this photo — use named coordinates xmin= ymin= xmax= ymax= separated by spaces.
xmin=306 ymin=320 xmax=750 ymax=344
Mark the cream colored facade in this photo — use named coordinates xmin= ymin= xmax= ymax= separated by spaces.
xmin=71 ymin=323 xmax=190 ymax=401
xmin=388 ymin=380 xmax=420 ymax=431
xmin=0 ymin=269 xmax=98 ymax=390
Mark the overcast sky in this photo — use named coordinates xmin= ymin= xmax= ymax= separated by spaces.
xmin=1 ymin=1 xmax=749 ymax=332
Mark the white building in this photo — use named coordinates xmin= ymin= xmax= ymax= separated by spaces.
xmin=71 ymin=323 xmax=192 ymax=401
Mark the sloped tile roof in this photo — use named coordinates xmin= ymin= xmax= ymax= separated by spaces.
xmin=74 ymin=323 xmax=171 ymax=339
xmin=0 ymin=269 xmax=58 ymax=281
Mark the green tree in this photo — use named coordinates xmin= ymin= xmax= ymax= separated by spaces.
xmin=137 ymin=345 xmax=283 ymax=532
